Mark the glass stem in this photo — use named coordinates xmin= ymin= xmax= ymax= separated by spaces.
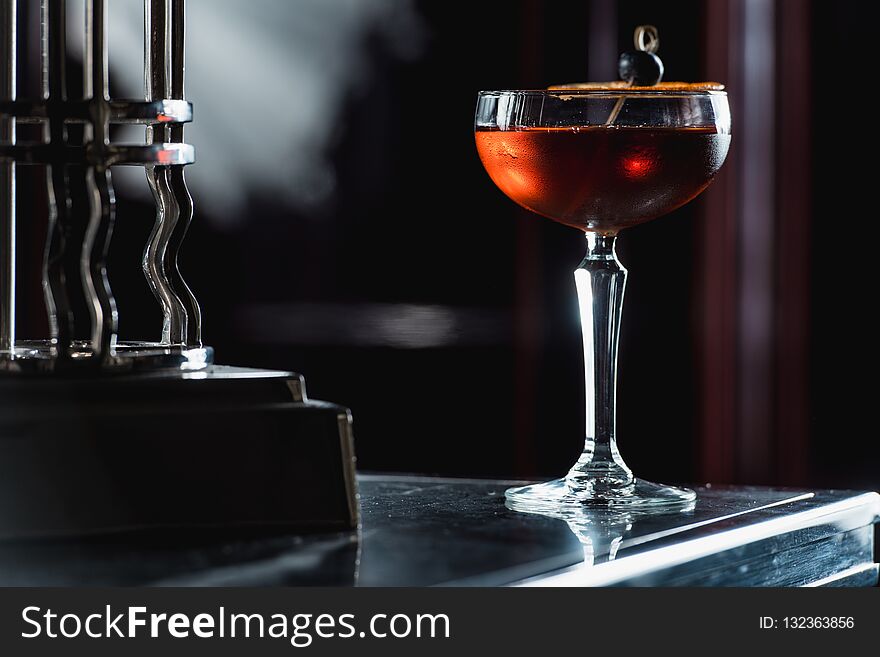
xmin=567 ymin=232 xmax=634 ymax=492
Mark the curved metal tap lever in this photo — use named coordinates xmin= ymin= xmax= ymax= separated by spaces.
xmin=143 ymin=0 xmax=200 ymax=347
xmin=144 ymin=163 xmax=187 ymax=344
xmin=81 ymin=0 xmax=119 ymax=362
xmin=42 ymin=0 xmax=74 ymax=359
xmin=83 ymin=164 xmax=118 ymax=360
xmin=166 ymin=164 xmax=201 ymax=345
xmin=165 ymin=0 xmax=200 ymax=346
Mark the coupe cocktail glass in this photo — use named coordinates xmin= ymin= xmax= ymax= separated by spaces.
xmin=475 ymin=88 xmax=730 ymax=511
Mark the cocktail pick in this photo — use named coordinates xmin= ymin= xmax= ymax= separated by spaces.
xmin=605 ymin=25 xmax=664 ymax=125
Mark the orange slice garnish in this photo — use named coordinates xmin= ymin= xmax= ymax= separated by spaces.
xmin=548 ymin=81 xmax=725 ymax=91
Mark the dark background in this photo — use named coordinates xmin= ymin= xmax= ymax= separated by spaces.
xmin=13 ymin=0 xmax=878 ymax=492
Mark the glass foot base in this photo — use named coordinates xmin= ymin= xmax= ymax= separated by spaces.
xmin=505 ymin=477 xmax=696 ymax=514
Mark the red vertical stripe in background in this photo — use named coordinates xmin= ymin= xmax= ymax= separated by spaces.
xmin=698 ymin=0 xmax=812 ymax=485
xmin=737 ymin=0 xmax=777 ymax=483
xmin=512 ymin=0 xmax=544 ymax=476
xmin=697 ymin=0 xmax=740 ymax=484
xmin=775 ymin=0 xmax=811 ymax=485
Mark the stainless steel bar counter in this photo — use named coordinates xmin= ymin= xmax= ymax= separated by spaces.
xmin=0 ymin=475 xmax=877 ymax=587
